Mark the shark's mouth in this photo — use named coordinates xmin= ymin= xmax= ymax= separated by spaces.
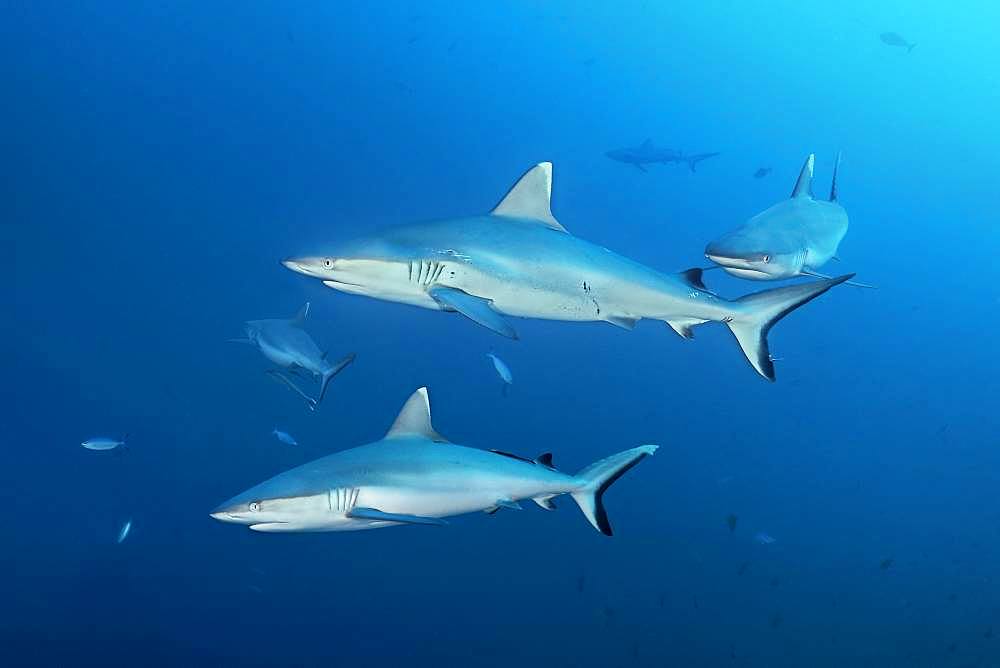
xmin=248 ymin=522 xmax=290 ymax=532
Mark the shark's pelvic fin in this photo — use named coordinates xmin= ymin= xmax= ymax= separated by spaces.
xmin=491 ymin=162 xmax=567 ymax=232
xmin=429 ymin=286 xmax=518 ymax=339
xmin=386 ymin=387 xmax=448 ymax=442
xmin=347 ymin=507 xmax=447 ymax=526
xmin=495 ymin=498 xmax=523 ymax=511
xmin=292 ymin=302 xmax=310 ymax=325
xmin=830 ymin=151 xmax=842 ymax=202
xmin=791 ymin=153 xmax=815 ymax=199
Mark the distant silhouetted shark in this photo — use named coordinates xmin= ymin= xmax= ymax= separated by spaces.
xmin=282 ymin=162 xmax=851 ymax=381
xmin=210 ymin=387 xmax=658 ymax=535
xmin=606 ymin=139 xmax=720 ymax=172
xmin=705 ymin=154 xmax=872 ymax=288
xmin=880 ymin=32 xmax=915 ymax=53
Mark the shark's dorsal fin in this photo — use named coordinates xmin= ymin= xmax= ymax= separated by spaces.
xmin=292 ymin=302 xmax=310 ymax=325
xmin=791 ymin=154 xmax=814 ymax=199
xmin=386 ymin=387 xmax=448 ymax=442
xmin=829 ymin=151 xmax=842 ymax=202
xmin=491 ymin=162 xmax=567 ymax=233
xmin=535 ymin=453 xmax=555 ymax=469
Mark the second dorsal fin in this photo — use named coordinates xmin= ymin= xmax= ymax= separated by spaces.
xmin=790 ymin=154 xmax=815 ymax=199
xmin=385 ymin=388 xmax=448 ymax=442
xmin=491 ymin=162 xmax=567 ymax=233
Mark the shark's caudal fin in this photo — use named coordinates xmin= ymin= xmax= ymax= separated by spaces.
xmin=317 ymin=352 xmax=356 ymax=405
xmin=571 ymin=445 xmax=658 ymax=536
xmin=725 ymin=275 xmax=853 ymax=381
xmin=791 ymin=154 xmax=815 ymax=198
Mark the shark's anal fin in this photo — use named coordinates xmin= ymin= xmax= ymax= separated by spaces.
xmin=347 ymin=507 xmax=447 ymax=526
xmin=791 ymin=154 xmax=815 ymax=199
xmin=429 ymin=286 xmax=518 ymax=339
xmin=491 ymin=162 xmax=567 ymax=232
xmin=533 ymin=495 xmax=557 ymax=511
xmin=665 ymin=317 xmax=708 ymax=340
xmin=800 ymin=269 xmax=876 ymax=289
xmin=495 ymin=498 xmax=522 ymax=511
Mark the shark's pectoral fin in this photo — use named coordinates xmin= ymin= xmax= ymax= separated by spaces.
xmin=605 ymin=315 xmax=639 ymax=330
xmin=491 ymin=162 xmax=567 ymax=232
xmin=429 ymin=287 xmax=518 ymax=339
xmin=291 ymin=302 xmax=310 ymax=326
xmin=633 ymin=162 xmax=647 ymax=173
xmin=800 ymin=269 xmax=876 ymax=289
xmin=347 ymin=507 xmax=447 ymax=526
xmin=664 ymin=318 xmax=708 ymax=340
xmin=266 ymin=370 xmax=318 ymax=411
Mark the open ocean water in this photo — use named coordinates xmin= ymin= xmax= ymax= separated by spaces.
xmin=5 ymin=1 xmax=1000 ymax=666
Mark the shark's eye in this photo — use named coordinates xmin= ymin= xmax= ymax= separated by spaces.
xmin=762 ymin=255 xmax=771 ymax=264
xmin=249 ymin=502 xmax=260 ymax=512
xmin=324 ymin=258 xmax=333 ymax=268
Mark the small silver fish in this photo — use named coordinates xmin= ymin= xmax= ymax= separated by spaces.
xmin=117 ymin=519 xmax=132 ymax=544
xmin=754 ymin=532 xmax=776 ymax=545
xmin=82 ymin=434 xmax=128 ymax=451
xmin=486 ymin=353 xmax=513 ymax=385
xmin=272 ymin=429 xmax=298 ymax=446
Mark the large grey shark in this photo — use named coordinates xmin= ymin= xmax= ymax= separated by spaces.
xmin=210 ymin=387 xmax=657 ymax=535
xmin=283 ymin=162 xmax=852 ymax=381
xmin=231 ymin=303 xmax=355 ymax=410
xmin=704 ymin=154 xmax=873 ymax=288
xmin=606 ymin=139 xmax=720 ymax=172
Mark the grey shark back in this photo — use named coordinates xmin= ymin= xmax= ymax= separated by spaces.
xmin=210 ymin=387 xmax=659 ymax=535
xmin=282 ymin=162 xmax=850 ymax=381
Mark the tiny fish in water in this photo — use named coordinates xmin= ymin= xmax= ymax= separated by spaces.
xmin=486 ymin=353 xmax=513 ymax=396
xmin=754 ymin=532 xmax=776 ymax=545
xmin=272 ymin=429 xmax=298 ymax=446
xmin=82 ymin=434 xmax=128 ymax=451
xmin=726 ymin=513 xmax=738 ymax=533
xmin=737 ymin=561 xmax=751 ymax=576
xmin=880 ymin=557 xmax=894 ymax=570
xmin=117 ymin=519 xmax=132 ymax=544
xmin=753 ymin=167 xmax=772 ymax=178
xmin=880 ymin=32 xmax=916 ymax=52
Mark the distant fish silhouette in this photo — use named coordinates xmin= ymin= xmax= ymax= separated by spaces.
xmin=726 ymin=513 xmax=738 ymax=533
xmin=753 ymin=167 xmax=772 ymax=179
xmin=272 ymin=429 xmax=298 ymax=446
xmin=769 ymin=611 xmax=783 ymax=629
xmin=576 ymin=574 xmax=586 ymax=593
xmin=737 ymin=561 xmax=751 ymax=576
xmin=880 ymin=557 xmax=894 ymax=570
xmin=754 ymin=532 xmax=776 ymax=545
xmin=82 ymin=434 xmax=128 ymax=452
xmin=117 ymin=519 xmax=132 ymax=544
xmin=880 ymin=32 xmax=916 ymax=53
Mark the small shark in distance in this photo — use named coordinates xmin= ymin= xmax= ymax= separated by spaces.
xmin=705 ymin=154 xmax=872 ymax=288
xmin=210 ymin=387 xmax=658 ymax=535
xmin=230 ymin=303 xmax=355 ymax=410
xmin=282 ymin=162 xmax=851 ymax=381
xmin=880 ymin=32 xmax=916 ymax=53
xmin=606 ymin=139 xmax=720 ymax=172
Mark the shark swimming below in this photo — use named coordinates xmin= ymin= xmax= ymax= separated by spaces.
xmin=210 ymin=387 xmax=657 ymax=535
xmin=283 ymin=162 xmax=850 ymax=381
xmin=230 ymin=303 xmax=355 ymax=410
xmin=606 ymin=139 xmax=720 ymax=172
xmin=705 ymin=154 xmax=871 ymax=287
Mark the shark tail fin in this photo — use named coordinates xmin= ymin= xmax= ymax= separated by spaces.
xmin=317 ymin=353 xmax=357 ymax=405
xmin=725 ymin=275 xmax=853 ymax=381
xmin=571 ymin=445 xmax=658 ymax=536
